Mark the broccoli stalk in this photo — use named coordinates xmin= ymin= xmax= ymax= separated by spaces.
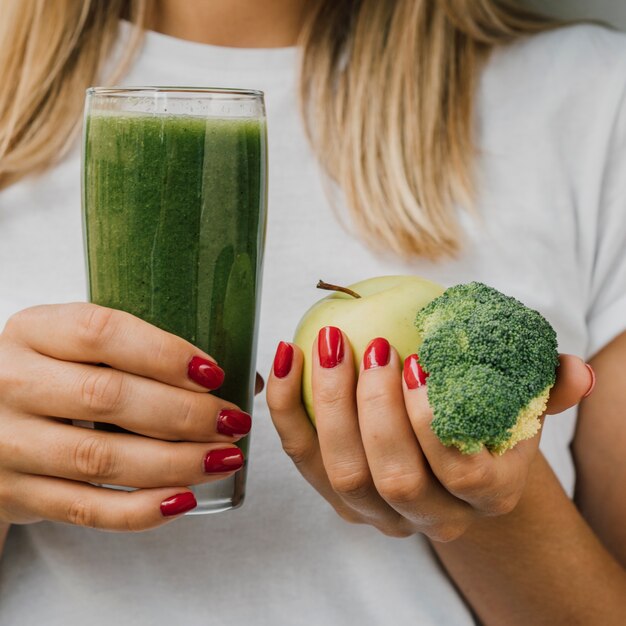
xmin=415 ymin=282 xmax=559 ymax=455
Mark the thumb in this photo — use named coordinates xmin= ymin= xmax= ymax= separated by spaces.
xmin=546 ymin=354 xmax=595 ymax=415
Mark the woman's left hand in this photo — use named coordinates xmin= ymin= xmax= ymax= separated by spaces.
xmin=267 ymin=328 xmax=594 ymax=541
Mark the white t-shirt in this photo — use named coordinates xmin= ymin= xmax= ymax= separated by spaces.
xmin=1 ymin=24 xmax=625 ymax=626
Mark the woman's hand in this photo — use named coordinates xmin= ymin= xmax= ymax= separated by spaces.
xmin=0 ymin=303 xmax=251 ymax=531
xmin=267 ymin=327 xmax=594 ymax=541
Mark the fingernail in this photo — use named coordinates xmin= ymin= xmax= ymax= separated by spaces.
xmin=273 ymin=341 xmax=294 ymax=378
xmin=160 ymin=491 xmax=197 ymax=517
xmin=363 ymin=337 xmax=390 ymax=370
xmin=404 ymin=354 xmax=428 ymax=389
xmin=217 ymin=409 xmax=252 ymax=436
xmin=583 ymin=364 xmax=596 ymax=398
xmin=203 ymin=448 xmax=244 ymax=473
xmin=318 ymin=326 xmax=344 ymax=368
xmin=188 ymin=356 xmax=225 ymax=390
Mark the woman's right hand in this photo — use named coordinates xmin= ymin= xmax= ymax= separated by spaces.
xmin=0 ymin=303 xmax=250 ymax=531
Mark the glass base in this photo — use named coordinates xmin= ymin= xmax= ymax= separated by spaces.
xmin=186 ymin=466 xmax=246 ymax=515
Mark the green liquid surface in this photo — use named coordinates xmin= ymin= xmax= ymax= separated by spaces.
xmin=84 ymin=113 xmax=266 ymax=448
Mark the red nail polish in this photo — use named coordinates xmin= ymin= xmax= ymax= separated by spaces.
xmin=273 ymin=341 xmax=294 ymax=378
xmin=217 ymin=409 xmax=252 ymax=436
xmin=160 ymin=491 xmax=197 ymax=517
xmin=363 ymin=337 xmax=390 ymax=370
xmin=583 ymin=364 xmax=596 ymax=398
xmin=318 ymin=326 xmax=344 ymax=368
xmin=188 ymin=356 xmax=225 ymax=390
xmin=404 ymin=354 xmax=428 ymax=389
xmin=203 ymin=448 xmax=244 ymax=473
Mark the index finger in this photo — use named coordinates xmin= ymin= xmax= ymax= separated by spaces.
xmin=4 ymin=303 xmax=224 ymax=392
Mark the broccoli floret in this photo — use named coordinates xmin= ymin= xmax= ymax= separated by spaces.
xmin=415 ymin=282 xmax=559 ymax=455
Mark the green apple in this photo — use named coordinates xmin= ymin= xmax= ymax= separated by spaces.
xmin=293 ymin=275 xmax=444 ymax=423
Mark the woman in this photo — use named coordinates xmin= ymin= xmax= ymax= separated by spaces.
xmin=0 ymin=0 xmax=624 ymax=624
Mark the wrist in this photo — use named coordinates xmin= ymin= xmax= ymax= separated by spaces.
xmin=432 ymin=452 xmax=626 ymax=625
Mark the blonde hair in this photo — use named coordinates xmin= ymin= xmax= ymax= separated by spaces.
xmin=301 ymin=0 xmax=556 ymax=258
xmin=0 ymin=0 xmax=148 ymax=190
xmin=0 ymin=0 xmax=555 ymax=259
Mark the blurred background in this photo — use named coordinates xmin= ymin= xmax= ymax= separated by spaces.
xmin=521 ymin=0 xmax=626 ymax=30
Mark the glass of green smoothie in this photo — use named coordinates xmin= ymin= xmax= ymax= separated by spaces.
xmin=82 ymin=87 xmax=267 ymax=514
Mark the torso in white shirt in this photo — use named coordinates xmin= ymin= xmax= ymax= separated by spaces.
xmin=1 ymin=24 xmax=625 ymax=626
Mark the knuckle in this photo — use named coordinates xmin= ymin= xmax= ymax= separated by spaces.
xmin=377 ymin=524 xmax=415 ymax=539
xmin=148 ymin=332 xmax=186 ymax=372
xmin=335 ymin=506 xmax=364 ymax=525
xmin=314 ymin=385 xmax=353 ymax=414
xmin=444 ymin=461 xmax=495 ymax=497
xmin=118 ymin=510 xmax=149 ymax=532
xmin=76 ymin=305 xmax=118 ymax=349
xmin=67 ymin=498 xmax=98 ymax=528
xmin=161 ymin=449 xmax=186 ymax=485
xmin=0 ymin=360 xmax=24 ymax=401
xmin=281 ymin=439 xmax=314 ymax=467
xmin=150 ymin=334 xmax=170 ymax=365
xmin=0 ymin=480 xmax=12 ymax=508
xmin=73 ymin=435 xmax=117 ymax=480
xmin=266 ymin=384 xmax=294 ymax=413
xmin=356 ymin=383 xmax=391 ymax=409
xmin=329 ymin=467 xmax=372 ymax=500
xmin=426 ymin=522 xmax=467 ymax=543
xmin=79 ymin=370 xmax=125 ymax=416
xmin=177 ymin=395 xmax=202 ymax=439
xmin=0 ymin=429 xmax=20 ymax=464
xmin=2 ymin=308 xmax=31 ymax=336
xmin=484 ymin=493 xmax=520 ymax=517
xmin=376 ymin=472 xmax=426 ymax=505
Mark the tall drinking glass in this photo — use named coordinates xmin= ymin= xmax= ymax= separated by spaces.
xmin=82 ymin=87 xmax=267 ymax=514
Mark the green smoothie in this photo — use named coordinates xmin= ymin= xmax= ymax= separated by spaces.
xmin=83 ymin=112 xmax=267 ymax=459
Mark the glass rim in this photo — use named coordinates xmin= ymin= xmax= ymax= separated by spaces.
xmin=86 ymin=86 xmax=264 ymax=99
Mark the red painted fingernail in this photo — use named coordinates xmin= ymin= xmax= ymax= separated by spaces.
xmin=583 ymin=364 xmax=596 ymax=398
xmin=404 ymin=354 xmax=428 ymax=389
xmin=217 ymin=409 xmax=252 ymax=436
xmin=160 ymin=491 xmax=197 ymax=517
xmin=363 ymin=337 xmax=390 ymax=370
xmin=273 ymin=341 xmax=294 ymax=378
xmin=318 ymin=326 xmax=344 ymax=368
xmin=203 ymin=448 xmax=244 ymax=473
xmin=188 ymin=356 xmax=225 ymax=390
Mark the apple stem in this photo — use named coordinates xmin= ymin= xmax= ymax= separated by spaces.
xmin=317 ymin=280 xmax=362 ymax=299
